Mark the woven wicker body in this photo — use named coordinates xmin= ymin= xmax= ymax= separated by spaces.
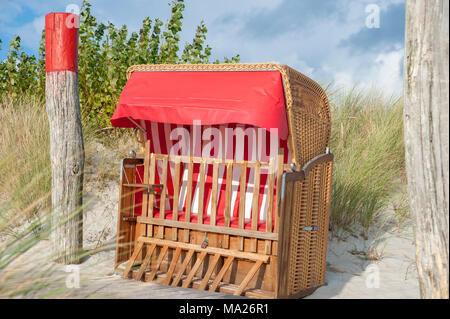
xmin=114 ymin=63 xmax=333 ymax=298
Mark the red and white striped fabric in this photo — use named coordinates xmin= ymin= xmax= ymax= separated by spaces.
xmin=133 ymin=121 xmax=290 ymax=232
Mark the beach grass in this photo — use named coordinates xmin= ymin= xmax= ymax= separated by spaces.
xmin=328 ymin=86 xmax=406 ymax=236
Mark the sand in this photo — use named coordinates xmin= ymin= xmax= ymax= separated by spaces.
xmin=309 ymin=222 xmax=419 ymax=298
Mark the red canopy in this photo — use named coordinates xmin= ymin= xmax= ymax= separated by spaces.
xmin=110 ymin=70 xmax=289 ymax=139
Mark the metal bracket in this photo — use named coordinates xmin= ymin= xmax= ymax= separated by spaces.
xmin=280 ymin=173 xmax=287 ymax=202
xmin=301 ymin=226 xmax=318 ymax=231
xmin=290 ymin=162 xmax=297 ymax=172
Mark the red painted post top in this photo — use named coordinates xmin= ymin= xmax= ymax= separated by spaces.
xmin=45 ymin=12 xmax=79 ymax=73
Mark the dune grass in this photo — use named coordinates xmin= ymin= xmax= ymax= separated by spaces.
xmin=0 ymin=97 xmax=65 ymax=297
xmin=0 ymin=96 xmax=51 ymax=225
xmin=328 ymin=87 xmax=406 ymax=236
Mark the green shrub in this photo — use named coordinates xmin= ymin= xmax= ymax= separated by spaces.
xmin=0 ymin=0 xmax=240 ymax=129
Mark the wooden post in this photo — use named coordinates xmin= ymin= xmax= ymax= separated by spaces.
xmin=45 ymin=12 xmax=84 ymax=264
xmin=403 ymin=0 xmax=449 ymax=298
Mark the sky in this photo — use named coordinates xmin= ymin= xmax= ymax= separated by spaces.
xmin=0 ymin=0 xmax=405 ymax=94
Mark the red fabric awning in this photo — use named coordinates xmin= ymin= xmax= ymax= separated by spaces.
xmin=110 ymin=70 xmax=289 ymax=139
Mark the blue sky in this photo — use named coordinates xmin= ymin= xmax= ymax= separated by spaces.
xmin=0 ymin=0 xmax=405 ymax=94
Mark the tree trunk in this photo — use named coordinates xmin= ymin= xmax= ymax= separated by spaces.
xmin=46 ymin=71 xmax=84 ymax=264
xmin=403 ymin=0 xmax=449 ymax=298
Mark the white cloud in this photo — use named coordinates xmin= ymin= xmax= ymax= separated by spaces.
xmin=0 ymin=0 xmax=405 ymax=93
xmin=323 ymin=46 xmax=404 ymax=95
xmin=369 ymin=47 xmax=404 ymax=92
xmin=333 ymin=71 xmax=354 ymax=89
xmin=16 ymin=15 xmax=45 ymax=50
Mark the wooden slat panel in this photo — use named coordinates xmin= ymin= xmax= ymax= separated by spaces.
xmin=249 ymin=163 xmax=261 ymax=253
xmin=210 ymin=162 xmax=219 ymax=226
xmin=223 ymin=234 xmax=230 ymax=249
xmin=172 ymin=161 xmax=181 ymax=219
xmin=219 ymin=285 xmax=275 ymax=299
xmin=265 ymin=158 xmax=275 ymax=254
xmin=140 ymin=141 xmax=151 ymax=237
xmin=197 ymin=160 xmax=206 ymax=224
xmin=122 ymin=241 xmax=144 ymax=279
xmin=154 ymin=153 xmax=271 ymax=168
xmin=148 ymin=154 xmax=156 ymax=218
xmin=147 ymin=245 xmax=169 ymax=282
xmin=163 ymin=247 xmax=182 ymax=285
xmin=115 ymin=163 xmax=137 ymax=267
xmin=264 ymin=240 xmax=272 ymax=255
xmin=248 ymin=238 xmax=257 ymax=253
xmin=184 ymin=161 xmax=194 ymax=242
xmin=129 ymin=212 xmax=137 ymax=261
xmin=147 ymin=154 xmax=157 ymax=237
xmin=171 ymin=249 xmax=195 ymax=287
xmin=224 ymin=163 xmax=233 ymax=227
xmin=157 ymin=157 xmax=168 ymax=239
xmin=135 ymin=243 xmax=156 ymax=280
xmin=137 ymin=216 xmax=278 ymax=241
xmin=182 ymin=251 xmax=207 ymax=288
xmin=274 ymin=148 xmax=284 ymax=233
xmin=238 ymin=163 xmax=247 ymax=251
xmin=172 ymin=161 xmax=181 ymax=241
xmin=234 ymin=260 xmax=264 ymax=296
xmin=159 ymin=157 xmax=168 ymax=218
xmin=238 ymin=164 xmax=247 ymax=229
xmin=209 ymin=256 xmax=235 ymax=292
xmin=266 ymin=158 xmax=275 ymax=233
xmin=130 ymin=168 xmax=137 ymax=251
xmin=122 ymin=183 xmax=163 ymax=190
xmin=185 ymin=161 xmax=194 ymax=219
xmin=251 ymin=163 xmax=261 ymax=230
xmin=276 ymin=172 xmax=299 ymax=298
xmin=138 ymin=237 xmax=270 ymax=261
xmin=198 ymin=253 xmax=221 ymax=290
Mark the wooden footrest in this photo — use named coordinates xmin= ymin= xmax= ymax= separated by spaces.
xmin=130 ymin=271 xmax=274 ymax=298
xmin=121 ymin=236 xmax=269 ymax=296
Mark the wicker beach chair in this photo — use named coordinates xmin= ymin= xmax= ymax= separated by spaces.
xmin=111 ymin=63 xmax=333 ymax=298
